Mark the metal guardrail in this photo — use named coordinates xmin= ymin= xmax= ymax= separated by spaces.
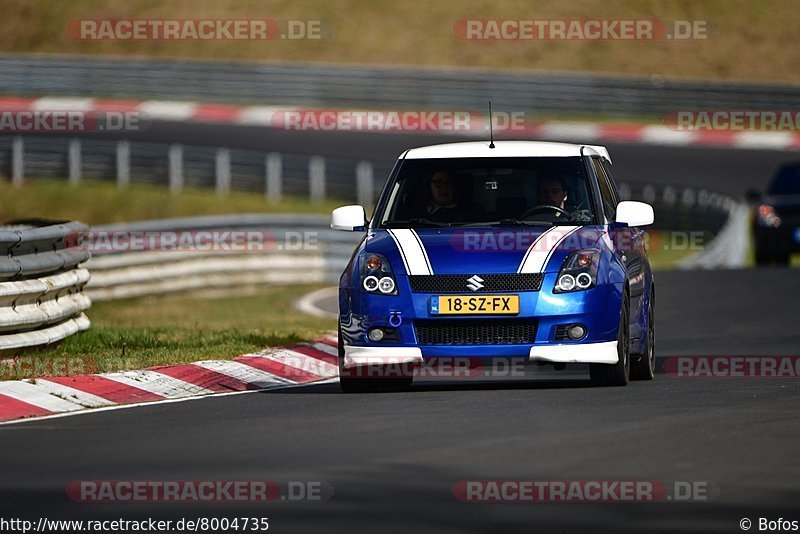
xmin=2 ymin=55 xmax=800 ymax=117
xmin=85 ymin=215 xmax=360 ymax=301
xmin=0 ymin=220 xmax=90 ymax=280
xmin=0 ymin=135 xmax=391 ymax=208
xmin=0 ymin=221 xmax=91 ymax=352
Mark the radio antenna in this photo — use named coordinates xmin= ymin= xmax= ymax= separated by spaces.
xmin=488 ymin=101 xmax=495 ymax=149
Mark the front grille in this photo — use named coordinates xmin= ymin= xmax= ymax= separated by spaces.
xmin=409 ymin=273 xmax=543 ymax=293
xmin=414 ymin=319 xmax=537 ymax=345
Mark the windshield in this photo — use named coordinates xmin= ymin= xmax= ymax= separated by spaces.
xmin=768 ymin=164 xmax=800 ymax=195
xmin=376 ymin=156 xmax=597 ymax=228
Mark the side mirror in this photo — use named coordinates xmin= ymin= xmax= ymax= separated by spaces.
xmin=615 ymin=201 xmax=654 ymax=227
xmin=745 ymin=188 xmax=762 ymax=204
xmin=331 ymin=205 xmax=368 ymax=231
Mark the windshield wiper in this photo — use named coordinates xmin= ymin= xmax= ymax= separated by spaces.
xmin=383 ymin=218 xmax=452 ymax=228
xmin=464 ymin=219 xmax=555 ymax=227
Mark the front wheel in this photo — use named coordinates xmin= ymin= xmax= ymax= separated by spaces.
xmin=630 ymin=291 xmax=655 ymax=381
xmin=589 ymin=291 xmax=630 ymax=387
xmin=754 ymin=244 xmax=772 ymax=266
xmin=338 ymin=327 xmax=414 ymax=393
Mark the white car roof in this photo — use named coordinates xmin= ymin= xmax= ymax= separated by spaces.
xmin=402 ymin=141 xmax=611 ymax=163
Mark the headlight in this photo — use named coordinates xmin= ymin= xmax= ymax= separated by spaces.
xmin=360 ymin=253 xmax=398 ymax=295
xmin=757 ymin=204 xmax=781 ymax=228
xmin=554 ymin=248 xmax=600 ymax=293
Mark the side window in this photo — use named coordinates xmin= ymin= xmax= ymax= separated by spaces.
xmin=601 ymin=160 xmax=621 ymax=204
xmin=592 ymin=157 xmax=617 ymax=221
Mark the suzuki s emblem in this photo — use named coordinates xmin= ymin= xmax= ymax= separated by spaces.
xmin=466 ymin=275 xmax=485 ymax=291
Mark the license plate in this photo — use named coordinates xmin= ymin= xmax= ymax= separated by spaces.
xmin=430 ymin=295 xmax=519 ymax=315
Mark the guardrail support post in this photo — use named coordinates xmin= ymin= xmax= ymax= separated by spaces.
xmin=116 ymin=140 xmax=130 ymax=189
xmin=309 ymin=156 xmax=325 ymax=203
xmin=11 ymin=136 xmax=24 ymax=185
xmin=68 ymin=138 xmax=82 ymax=185
xmin=169 ymin=144 xmax=183 ymax=195
xmin=356 ymin=161 xmax=374 ymax=207
xmin=266 ymin=152 xmax=282 ymax=203
xmin=216 ymin=148 xmax=231 ymax=196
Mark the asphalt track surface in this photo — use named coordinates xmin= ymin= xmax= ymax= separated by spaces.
xmin=1 ymin=125 xmax=799 ymax=533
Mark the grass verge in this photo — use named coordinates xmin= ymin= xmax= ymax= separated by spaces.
xmin=0 ymin=179 xmax=343 ymax=225
xmin=645 ymin=230 xmax=698 ymax=270
xmin=2 ymin=285 xmax=336 ymax=381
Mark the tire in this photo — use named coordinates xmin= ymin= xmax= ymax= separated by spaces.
xmin=630 ymin=291 xmax=655 ymax=381
xmin=338 ymin=327 xmax=413 ymax=393
xmin=754 ymin=244 xmax=772 ymax=266
xmin=774 ymin=249 xmax=791 ymax=266
xmin=589 ymin=290 xmax=630 ymax=387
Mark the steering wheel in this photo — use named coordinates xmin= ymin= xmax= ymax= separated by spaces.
xmin=520 ymin=204 xmax=570 ymax=219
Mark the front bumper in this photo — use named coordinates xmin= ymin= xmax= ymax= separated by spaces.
xmin=343 ymin=346 xmax=424 ymax=369
xmin=528 ymin=340 xmax=618 ymax=364
xmin=342 ymin=341 xmax=618 ymax=367
xmin=340 ymin=272 xmax=623 ymax=365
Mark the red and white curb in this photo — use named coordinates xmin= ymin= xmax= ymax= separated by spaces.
xmin=2 ymin=96 xmax=800 ymax=151
xmin=0 ymin=334 xmax=339 ymax=424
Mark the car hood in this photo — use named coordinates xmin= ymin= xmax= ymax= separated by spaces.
xmin=366 ymin=226 xmax=606 ymax=275
xmin=763 ymin=194 xmax=800 ymax=209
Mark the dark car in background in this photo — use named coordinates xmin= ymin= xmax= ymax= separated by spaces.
xmin=752 ymin=162 xmax=800 ymax=265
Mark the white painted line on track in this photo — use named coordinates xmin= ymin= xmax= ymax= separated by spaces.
xmin=294 ymin=286 xmax=338 ymax=318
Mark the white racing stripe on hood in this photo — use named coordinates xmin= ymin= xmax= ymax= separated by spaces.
xmin=387 ymin=229 xmax=433 ymax=275
xmin=517 ymin=226 xmax=581 ymax=273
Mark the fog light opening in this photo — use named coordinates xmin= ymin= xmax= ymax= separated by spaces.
xmin=567 ymin=324 xmax=586 ymax=340
xmin=368 ymin=328 xmax=385 ymax=342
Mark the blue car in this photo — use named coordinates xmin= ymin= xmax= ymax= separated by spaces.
xmin=332 ymin=141 xmax=655 ymax=391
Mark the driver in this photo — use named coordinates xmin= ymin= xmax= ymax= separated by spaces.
xmin=537 ymin=176 xmax=568 ymax=210
xmin=422 ymin=171 xmax=465 ymax=222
